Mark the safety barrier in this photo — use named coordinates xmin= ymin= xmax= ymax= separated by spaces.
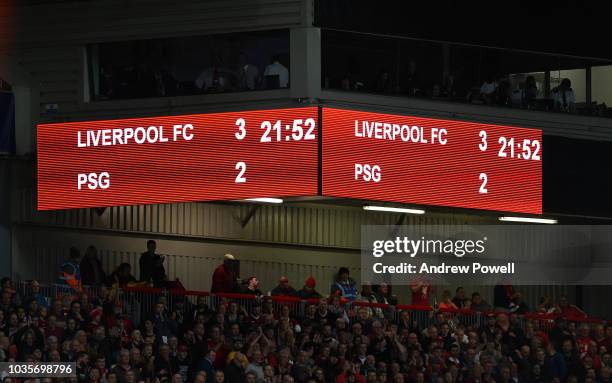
xmin=17 ymin=281 xmax=605 ymax=330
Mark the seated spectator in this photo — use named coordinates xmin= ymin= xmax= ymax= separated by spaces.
xmin=522 ymin=75 xmax=538 ymax=109
xmin=241 ymin=277 xmax=262 ymax=296
xmin=374 ymin=283 xmax=395 ymax=305
xmin=330 ymin=267 xmax=357 ymax=301
xmin=236 ymin=52 xmax=260 ymax=91
xmin=24 ymin=280 xmax=49 ymax=309
xmin=556 ymin=296 xmax=587 ymax=320
xmin=374 ymin=69 xmax=393 ymax=94
xmin=270 ymin=276 xmax=297 ymax=297
xmin=470 ymin=292 xmax=492 ymax=312
xmin=479 ymin=76 xmax=498 ymax=105
xmin=552 ymin=78 xmax=576 ymax=113
xmin=509 ymin=292 xmax=530 ymax=314
xmin=452 ymin=287 xmax=470 ymax=309
xmin=263 ymin=55 xmax=289 ymax=89
xmin=108 ymin=263 xmax=140 ymax=288
xmin=438 ymin=290 xmax=458 ymax=310
xmin=402 ymin=60 xmax=423 ymax=97
xmin=297 ymin=277 xmax=321 ymax=300
xmin=538 ymin=296 xmax=558 ymax=314
xmin=1 ymin=278 xmax=22 ymax=308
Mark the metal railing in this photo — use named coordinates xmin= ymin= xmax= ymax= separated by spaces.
xmin=18 ymin=281 xmax=606 ymax=331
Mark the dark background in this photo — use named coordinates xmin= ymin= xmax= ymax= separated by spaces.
xmin=315 ymin=0 xmax=609 ymax=59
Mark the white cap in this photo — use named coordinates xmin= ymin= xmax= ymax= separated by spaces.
xmin=224 ymin=253 xmax=235 ymax=260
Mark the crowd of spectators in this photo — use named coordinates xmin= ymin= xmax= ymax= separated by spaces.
xmin=0 ymin=241 xmax=610 ymax=383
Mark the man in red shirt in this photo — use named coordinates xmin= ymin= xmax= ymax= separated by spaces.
xmin=410 ymin=278 xmax=431 ymax=307
xmin=211 ymin=254 xmax=238 ymax=293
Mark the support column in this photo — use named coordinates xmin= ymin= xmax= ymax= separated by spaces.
xmin=290 ymin=27 xmax=321 ymax=100
xmin=0 ymin=160 xmax=11 ymax=276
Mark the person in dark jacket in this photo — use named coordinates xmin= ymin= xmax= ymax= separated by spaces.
xmin=80 ymin=245 xmax=107 ymax=287
xmin=211 ymin=254 xmax=238 ymax=293
xmin=494 ymin=282 xmax=515 ymax=310
xmin=270 ymin=276 xmax=297 ymax=297
xmin=225 ymin=352 xmax=246 ymax=383
xmin=139 ymin=240 xmax=166 ymax=286
xmin=330 ymin=267 xmax=357 ymax=300
xmin=297 ymin=277 xmax=322 ymax=300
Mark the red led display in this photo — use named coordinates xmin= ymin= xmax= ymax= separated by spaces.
xmin=322 ymin=108 xmax=542 ymax=214
xmin=37 ymin=107 xmax=319 ymax=210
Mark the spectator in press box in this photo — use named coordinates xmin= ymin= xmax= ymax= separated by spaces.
xmin=139 ymin=240 xmax=166 ymax=286
xmin=80 ymin=245 xmax=107 ymax=287
xmin=270 ymin=276 xmax=297 ymax=297
xmin=263 ymin=54 xmax=289 ymax=89
xmin=479 ymin=75 xmax=498 ymax=105
xmin=236 ymin=52 xmax=261 ymax=91
xmin=552 ymin=78 xmax=576 ymax=113
xmin=330 ymin=267 xmax=357 ymax=301
xmin=297 ymin=277 xmax=321 ymax=300
xmin=211 ymin=253 xmax=239 ymax=293
xmin=402 ymin=59 xmax=423 ymax=97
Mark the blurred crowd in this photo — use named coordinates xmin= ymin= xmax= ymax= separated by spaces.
xmin=0 ymin=241 xmax=609 ymax=383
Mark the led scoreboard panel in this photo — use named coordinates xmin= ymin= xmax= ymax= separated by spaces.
xmin=38 ymin=107 xmax=318 ymax=210
xmin=322 ymin=108 xmax=542 ymax=214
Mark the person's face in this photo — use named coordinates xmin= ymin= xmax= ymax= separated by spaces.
xmin=147 ymin=242 xmax=156 ymax=253
xmin=143 ymin=345 xmax=153 ymax=358
xmin=264 ymin=365 xmax=274 ymax=378
xmin=380 ymin=284 xmax=388 ymax=294
xmin=160 ymin=345 xmax=170 ymax=358
xmin=315 ymin=369 xmax=325 ymax=381
xmin=340 ymin=272 xmax=349 ymax=282
xmin=126 ymin=371 xmax=135 ymax=383
xmin=89 ymin=368 xmax=100 ymax=381
xmin=172 ymin=374 xmax=183 ymax=383
xmin=96 ymin=358 xmax=106 ymax=370
xmin=214 ymin=371 xmax=225 ymax=383
xmin=108 ymin=374 xmax=118 ymax=383
xmin=246 ymin=374 xmax=257 ymax=383
xmin=120 ymin=351 xmax=130 ymax=364
xmin=130 ymin=348 xmax=141 ymax=363
xmin=250 ymin=278 xmax=259 ymax=288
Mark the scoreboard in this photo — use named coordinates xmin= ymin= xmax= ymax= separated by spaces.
xmin=37 ymin=106 xmax=542 ymax=214
xmin=37 ymin=107 xmax=319 ymax=210
xmin=322 ymin=108 xmax=542 ymax=214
